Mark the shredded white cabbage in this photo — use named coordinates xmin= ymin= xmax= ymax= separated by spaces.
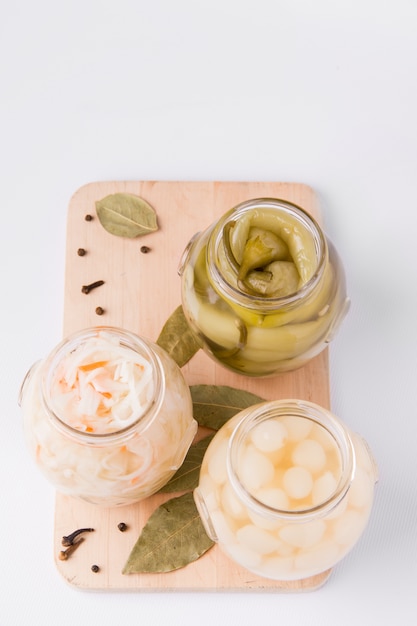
xmin=49 ymin=332 xmax=155 ymax=435
xmin=21 ymin=330 xmax=197 ymax=506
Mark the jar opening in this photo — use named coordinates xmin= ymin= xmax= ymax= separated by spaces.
xmin=227 ymin=400 xmax=355 ymax=521
xmin=208 ymin=198 xmax=327 ymax=311
xmin=41 ymin=327 xmax=164 ymax=445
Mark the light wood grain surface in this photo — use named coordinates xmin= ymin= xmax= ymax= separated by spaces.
xmin=55 ymin=180 xmax=331 ymax=591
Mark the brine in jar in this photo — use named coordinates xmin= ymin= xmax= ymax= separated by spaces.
xmin=20 ymin=327 xmax=197 ymax=506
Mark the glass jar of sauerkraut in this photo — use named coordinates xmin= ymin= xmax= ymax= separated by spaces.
xmin=194 ymin=400 xmax=378 ymax=582
xmin=179 ymin=198 xmax=350 ymax=376
xmin=19 ymin=327 xmax=197 ymax=507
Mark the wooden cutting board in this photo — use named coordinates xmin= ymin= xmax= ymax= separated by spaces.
xmin=54 ymin=180 xmax=332 ymax=591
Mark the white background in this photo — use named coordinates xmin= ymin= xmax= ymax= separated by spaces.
xmin=1 ymin=1 xmax=416 ymax=624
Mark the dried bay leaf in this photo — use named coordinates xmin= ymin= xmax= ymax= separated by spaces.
xmin=123 ymin=385 xmax=266 ymax=574
xmin=158 ymin=435 xmax=215 ymax=493
xmin=95 ymin=192 xmax=158 ymax=238
xmin=122 ymin=492 xmax=214 ymax=574
xmin=156 ymin=305 xmax=201 ymax=367
xmin=190 ymin=384 xmax=265 ymax=431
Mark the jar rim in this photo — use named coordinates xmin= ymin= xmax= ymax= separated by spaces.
xmin=226 ymin=399 xmax=356 ymax=521
xmin=207 ymin=197 xmax=328 ymax=311
xmin=40 ymin=326 xmax=165 ymax=445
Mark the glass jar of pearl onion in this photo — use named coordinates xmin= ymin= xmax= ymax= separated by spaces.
xmin=194 ymin=399 xmax=378 ymax=582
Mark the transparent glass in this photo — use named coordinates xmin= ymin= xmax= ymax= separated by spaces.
xmin=19 ymin=327 xmax=197 ymax=507
xmin=179 ymin=198 xmax=350 ymax=376
xmin=194 ymin=400 xmax=378 ymax=582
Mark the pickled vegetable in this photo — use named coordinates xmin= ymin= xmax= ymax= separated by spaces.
xmin=244 ymin=262 xmax=299 ymax=297
xmin=21 ymin=330 xmax=197 ymax=506
xmin=237 ymin=228 xmax=290 ymax=281
xmin=180 ymin=200 xmax=349 ymax=375
xmin=195 ymin=406 xmax=376 ymax=581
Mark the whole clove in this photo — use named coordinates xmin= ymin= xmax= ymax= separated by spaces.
xmin=81 ymin=280 xmax=105 ymax=294
xmin=62 ymin=527 xmax=95 ymax=547
xmin=59 ymin=537 xmax=85 ymax=560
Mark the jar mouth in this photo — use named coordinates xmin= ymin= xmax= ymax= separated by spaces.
xmin=41 ymin=326 xmax=164 ymax=445
xmin=226 ymin=399 xmax=355 ymax=521
xmin=208 ymin=198 xmax=327 ymax=311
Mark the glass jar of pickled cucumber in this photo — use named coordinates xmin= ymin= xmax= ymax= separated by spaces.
xmin=19 ymin=327 xmax=197 ymax=507
xmin=179 ymin=198 xmax=350 ymax=376
xmin=194 ymin=400 xmax=378 ymax=582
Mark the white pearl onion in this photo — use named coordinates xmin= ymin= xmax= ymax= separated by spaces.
xmin=312 ymin=471 xmax=338 ymax=506
xmin=250 ymin=420 xmax=288 ymax=452
xmin=236 ymin=524 xmax=280 ymax=555
xmin=281 ymin=415 xmax=313 ymax=441
xmin=283 ymin=466 xmax=313 ymax=499
xmin=207 ymin=439 xmax=229 ymax=484
xmin=279 ymin=519 xmax=326 ymax=549
xmin=292 ymin=439 xmax=326 ymax=474
xmin=237 ymin=444 xmax=275 ymax=492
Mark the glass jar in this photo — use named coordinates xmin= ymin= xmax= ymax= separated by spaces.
xmin=194 ymin=400 xmax=378 ymax=582
xmin=19 ymin=327 xmax=197 ymax=507
xmin=179 ymin=198 xmax=350 ymax=376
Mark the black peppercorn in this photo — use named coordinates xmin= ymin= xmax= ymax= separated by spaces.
xmin=85 ymin=214 xmax=93 ymax=221
xmin=77 ymin=248 xmax=87 ymax=256
xmin=140 ymin=246 xmax=151 ymax=254
xmin=117 ymin=522 xmax=128 ymax=532
xmin=91 ymin=564 xmax=100 ymax=573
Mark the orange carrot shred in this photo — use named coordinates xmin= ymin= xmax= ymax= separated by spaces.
xmin=78 ymin=360 xmax=109 ymax=372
